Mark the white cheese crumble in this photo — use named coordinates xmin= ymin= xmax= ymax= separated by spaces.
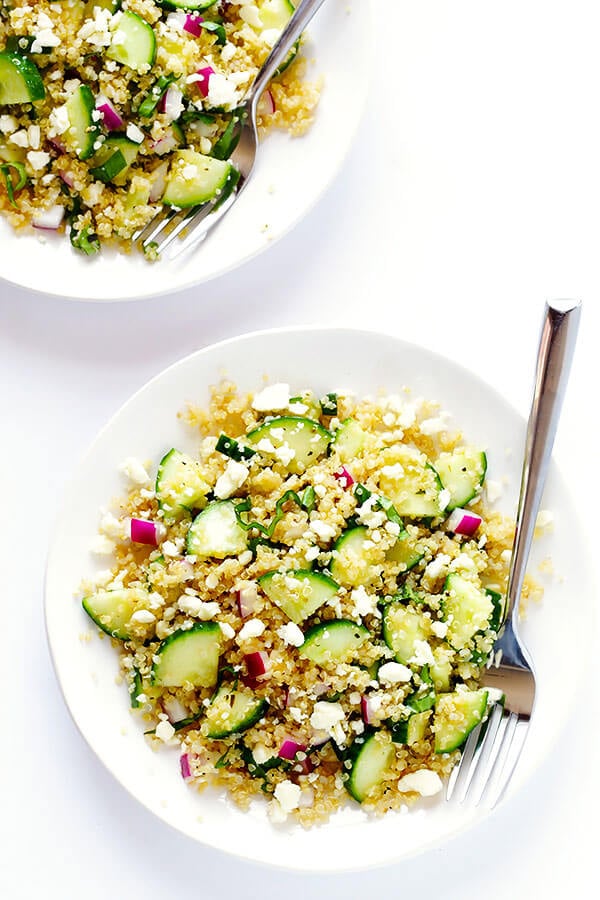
xmin=0 ymin=115 xmax=18 ymax=135
xmin=219 ymin=622 xmax=235 ymax=640
xmin=78 ymin=7 xmax=115 ymax=48
xmin=237 ymin=619 xmax=266 ymax=641
xmin=155 ymin=720 xmax=176 ymax=743
xmin=350 ymin=586 xmax=381 ymax=619
xmin=130 ymin=609 xmax=156 ymax=624
xmin=378 ymin=661 xmax=412 ymax=684
xmin=424 ymin=554 xmax=452 ymax=579
xmin=214 ymin=459 xmax=249 ymax=499
xmin=419 ymin=415 xmax=449 ymax=436
xmin=119 ymin=457 xmax=151 ymax=486
xmin=274 ymin=443 xmax=295 ymax=466
xmin=310 ymin=701 xmax=345 ymax=743
xmin=431 ymin=620 xmax=449 ymax=638
xmin=47 ymin=104 xmax=70 ymax=137
xmin=310 ymin=519 xmax=336 ymax=541
xmin=438 ymin=488 xmax=452 ymax=510
xmin=177 ymin=595 xmax=220 ymax=619
xmin=206 ymin=72 xmax=240 ymax=109
xmin=273 ymin=780 xmax=301 ymax=812
xmin=356 ymin=495 xmax=387 ymax=529
xmin=251 ymin=383 xmax=290 ymax=411
xmin=126 ymin=123 xmax=145 ymax=144
xmin=277 ymin=622 xmax=305 ymax=647
xmin=408 ymin=640 xmax=435 ymax=666
xmin=27 ymin=150 xmax=51 ymax=170
xmin=397 ymin=769 xmax=443 ymax=797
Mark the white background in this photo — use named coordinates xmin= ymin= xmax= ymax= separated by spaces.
xmin=1 ymin=0 xmax=598 ymax=896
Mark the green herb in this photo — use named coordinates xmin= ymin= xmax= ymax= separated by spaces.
xmin=201 ymin=20 xmax=227 ymax=46
xmin=67 ymin=198 xmax=100 ymax=255
xmin=215 ymin=433 xmax=256 ymax=461
xmin=138 ymin=73 xmax=179 ymax=117
xmin=234 ymin=488 xmax=315 ymax=539
xmin=353 ymin=483 xmax=372 ymax=506
xmin=320 ymin=393 xmax=338 ymax=416
xmin=0 ymin=161 xmax=27 ymax=207
xmin=211 ymin=111 xmax=243 ymax=160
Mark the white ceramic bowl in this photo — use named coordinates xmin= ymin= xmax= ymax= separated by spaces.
xmin=45 ymin=328 xmax=594 ymax=871
xmin=0 ymin=2 xmax=372 ymax=301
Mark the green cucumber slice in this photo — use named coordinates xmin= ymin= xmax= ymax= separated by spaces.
xmin=258 ymin=569 xmax=339 ymax=624
xmin=330 ymin=526 xmax=381 ymax=588
xmin=382 ymin=602 xmax=429 ymax=665
xmin=0 ymin=52 xmax=45 ymax=104
xmin=186 ymin=500 xmax=248 ymax=559
xmin=299 ymin=619 xmax=369 ymax=665
xmin=89 ymin=136 xmax=139 ymax=184
xmin=443 ymin=573 xmax=494 ymax=650
xmin=65 ymin=85 xmax=100 ymax=160
xmin=162 ymin=149 xmax=232 ymax=208
xmin=82 ymin=587 xmax=148 ymax=640
xmin=84 ymin=0 xmax=121 ymax=15
xmin=257 ymin=0 xmax=295 ymax=30
xmin=386 ymin=532 xmax=424 ymax=571
xmin=205 ymin=685 xmax=267 ymax=738
xmin=156 ymin=448 xmax=210 ymax=520
xmin=346 ymin=730 xmax=395 ymax=803
xmin=379 ymin=446 xmax=444 ymax=518
xmin=434 ymin=688 xmax=488 ymax=753
xmin=390 ymin=710 xmax=431 ymax=746
xmin=107 ymin=10 xmax=156 ymax=72
xmin=430 ymin=646 xmax=453 ymax=692
xmin=332 ymin=418 xmax=366 ymax=463
xmin=246 ymin=416 xmax=332 ymax=473
xmin=436 ymin=448 xmax=487 ymax=511
xmin=157 ymin=0 xmax=218 ymax=10
xmin=151 ymin=622 xmax=221 ymax=687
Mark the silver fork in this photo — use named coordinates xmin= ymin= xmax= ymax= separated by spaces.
xmin=446 ymin=298 xmax=581 ymax=808
xmin=133 ymin=0 xmax=328 ymax=260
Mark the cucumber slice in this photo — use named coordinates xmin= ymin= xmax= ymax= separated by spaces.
xmin=257 ymin=0 xmax=295 ymax=30
xmin=390 ymin=710 xmax=431 ymax=746
xmin=84 ymin=0 xmax=121 ymax=15
xmin=82 ymin=587 xmax=148 ymax=640
xmin=65 ymin=85 xmax=100 ymax=160
xmin=443 ymin=573 xmax=494 ymax=650
xmin=386 ymin=532 xmax=424 ymax=571
xmin=379 ymin=446 xmax=444 ymax=519
xmin=89 ymin=136 xmax=139 ymax=184
xmin=186 ymin=501 xmax=248 ymax=559
xmin=299 ymin=619 xmax=369 ymax=665
xmin=346 ymin=730 xmax=395 ymax=803
xmin=162 ymin=150 xmax=232 ymax=208
xmin=258 ymin=569 xmax=339 ymax=624
xmin=0 ymin=141 xmax=25 ymax=163
xmin=332 ymin=418 xmax=366 ymax=463
xmin=430 ymin=646 xmax=453 ymax=692
xmin=434 ymin=688 xmax=488 ymax=753
xmin=246 ymin=416 xmax=332 ymax=473
xmin=157 ymin=1 xmax=218 ymax=10
xmin=156 ymin=448 xmax=210 ymax=520
xmin=330 ymin=526 xmax=380 ymax=588
xmin=205 ymin=685 xmax=268 ymax=738
xmin=107 ymin=11 xmax=156 ymax=72
xmin=382 ymin=602 xmax=429 ymax=665
xmin=151 ymin=622 xmax=221 ymax=687
xmin=0 ymin=52 xmax=45 ymax=104
xmin=436 ymin=449 xmax=487 ymax=511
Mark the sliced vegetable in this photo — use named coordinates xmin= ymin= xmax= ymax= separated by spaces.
xmin=246 ymin=416 xmax=332 ymax=473
xmin=278 ymin=738 xmax=306 ymax=761
xmin=442 ymin=573 xmax=494 ymax=650
xmin=0 ymin=51 xmax=45 ymax=104
xmin=379 ymin=446 xmax=444 ymax=519
xmin=382 ymin=602 xmax=429 ymax=665
xmin=107 ymin=11 xmax=157 ymax=72
xmin=66 ymin=85 xmax=100 ymax=160
xmin=319 ymin=393 xmax=338 ymax=416
xmin=299 ymin=619 xmax=369 ymax=666
xmin=155 ymin=448 xmax=210 ymax=520
xmin=245 ymin=651 xmax=270 ymax=680
xmin=331 ymin=418 xmax=366 ymax=463
xmin=82 ymin=587 xmax=148 ymax=640
xmin=0 ymin=161 xmax=27 ymax=207
xmin=386 ymin=531 xmax=424 ymax=571
xmin=390 ymin=710 xmax=431 ymax=746
xmin=194 ymin=65 xmax=214 ymax=98
xmin=258 ymin=569 xmax=339 ymax=624
xmin=158 ymin=0 xmax=218 ymax=10
xmin=446 ymin=507 xmax=482 ymax=536
xmin=130 ymin=517 xmax=165 ymax=546
xmin=32 ymin=205 xmax=65 ymax=230
xmin=96 ymin=95 xmax=124 ymax=131
xmin=89 ymin=136 xmax=139 ymax=184
xmin=162 ymin=149 xmax=232 ymax=207
xmin=151 ymin=622 xmax=221 ymax=687
xmin=186 ymin=500 xmax=249 ymax=558
xmin=333 ymin=466 xmax=355 ymax=488
xmin=215 ymin=433 xmax=256 ymax=462
xmin=330 ymin=526 xmax=381 ymax=588
xmin=434 ymin=688 xmax=488 ymax=753
xmin=237 ymin=583 xmax=259 ymax=618
xmin=137 ymin=73 xmax=178 ymax=117
xmin=205 ymin=685 xmax=267 ymax=738
xmin=435 ymin=448 xmax=487 ymax=512
xmin=346 ymin=730 xmax=395 ymax=803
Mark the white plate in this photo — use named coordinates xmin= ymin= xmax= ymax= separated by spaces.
xmin=0 ymin=2 xmax=372 ymax=302
xmin=45 ymin=328 xmax=594 ymax=871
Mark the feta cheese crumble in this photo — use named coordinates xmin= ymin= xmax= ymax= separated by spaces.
xmin=397 ymin=769 xmax=443 ymax=797
xmin=251 ymin=383 xmax=291 ymax=411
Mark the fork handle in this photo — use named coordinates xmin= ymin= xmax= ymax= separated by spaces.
xmin=249 ymin=0 xmax=329 ymax=112
xmin=505 ymin=299 xmax=581 ymax=627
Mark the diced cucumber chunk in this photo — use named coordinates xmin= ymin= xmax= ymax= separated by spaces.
xmin=382 ymin=602 xmax=429 ymax=665
xmin=246 ymin=416 xmax=332 ymax=473
xmin=346 ymin=730 xmax=395 ymax=803
xmin=300 ymin=619 xmax=369 ymax=666
xmin=379 ymin=446 xmax=444 ymax=519
xmin=157 ymin=0 xmax=218 ymax=10
xmin=186 ymin=501 xmax=248 ymax=559
xmin=82 ymin=587 xmax=148 ymax=640
xmin=0 ymin=52 xmax=45 ymax=104
xmin=430 ymin=646 xmax=453 ymax=692
xmin=258 ymin=569 xmax=339 ymax=624
xmin=156 ymin=448 xmax=210 ymax=520
xmin=107 ymin=11 xmax=156 ymax=72
xmin=436 ymin=448 xmax=487 ymax=511
xmin=65 ymin=84 xmax=100 ymax=160
xmin=443 ymin=573 xmax=494 ymax=650
xmin=162 ymin=150 xmax=232 ymax=208
xmin=151 ymin=622 xmax=221 ymax=687
xmin=434 ymin=688 xmax=488 ymax=753
xmin=330 ymin=526 xmax=381 ymax=588
xmin=386 ymin=531 xmax=424 ymax=571
xmin=89 ymin=135 xmax=140 ymax=184
xmin=331 ymin=418 xmax=366 ymax=463
xmin=257 ymin=0 xmax=295 ymax=30
xmin=0 ymin=141 xmax=25 ymax=163
xmin=205 ymin=685 xmax=268 ymax=738
xmin=390 ymin=710 xmax=431 ymax=746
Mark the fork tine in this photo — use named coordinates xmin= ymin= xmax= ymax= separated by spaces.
xmin=480 ymin=714 xmax=529 ymax=809
xmin=455 ymin=702 xmax=504 ymax=804
xmin=154 ymin=198 xmax=218 ymax=257
xmin=132 ymin=206 xmax=174 ymax=246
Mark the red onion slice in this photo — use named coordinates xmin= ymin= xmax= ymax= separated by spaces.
xmin=446 ymin=507 xmax=482 ymax=536
xmin=334 ymin=466 xmax=355 ymax=488
xmin=130 ymin=518 xmax=165 ymax=545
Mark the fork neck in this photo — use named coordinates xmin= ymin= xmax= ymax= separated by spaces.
xmin=249 ymin=0 xmax=328 ymax=116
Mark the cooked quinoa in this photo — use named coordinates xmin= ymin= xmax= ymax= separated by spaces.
xmin=0 ymin=1 xmax=320 ymax=255
xmin=79 ymin=381 xmax=544 ymax=826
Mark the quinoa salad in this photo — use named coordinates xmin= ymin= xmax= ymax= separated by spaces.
xmin=0 ymin=1 xmax=319 ymax=255
xmin=78 ymin=381 xmax=545 ymax=826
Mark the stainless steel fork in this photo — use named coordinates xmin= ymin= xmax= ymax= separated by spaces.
xmin=447 ymin=299 xmax=581 ymax=808
xmin=133 ymin=0 xmax=328 ymax=260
